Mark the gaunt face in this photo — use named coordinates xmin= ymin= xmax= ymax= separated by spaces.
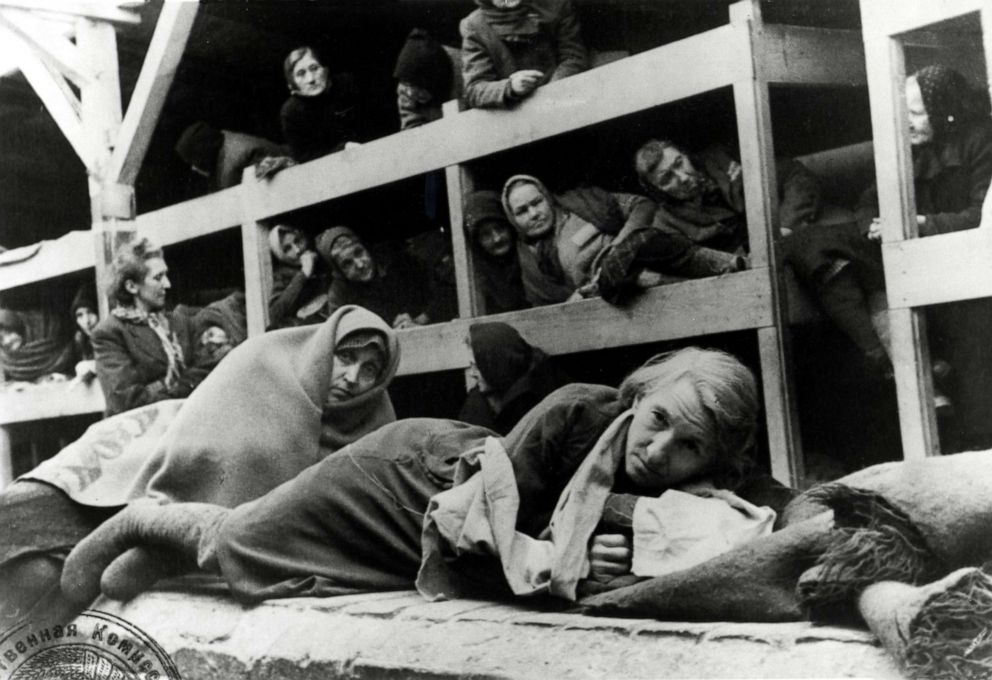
xmin=397 ymin=82 xmax=433 ymax=105
xmin=128 ymin=257 xmax=170 ymax=313
xmin=326 ymin=345 xmax=384 ymax=403
xmin=623 ymin=378 xmax=718 ymax=490
xmin=278 ymin=229 xmax=309 ymax=266
xmin=0 ymin=329 xmax=23 ymax=353
xmin=507 ymin=183 xmax=554 ymax=240
xmin=75 ymin=307 xmax=99 ymax=337
xmin=198 ymin=326 xmax=231 ymax=360
xmin=477 ymin=220 xmax=514 ymax=258
xmin=644 ymin=145 xmax=704 ymax=201
xmin=905 ymin=76 xmax=934 ymax=146
xmin=291 ymin=51 xmax=329 ymax=97
xmin=331 ymin=239 xmax=376 ymax=283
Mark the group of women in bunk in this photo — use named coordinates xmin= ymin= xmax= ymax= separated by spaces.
xmin=0 ymin=1 xmax=990 ymax=652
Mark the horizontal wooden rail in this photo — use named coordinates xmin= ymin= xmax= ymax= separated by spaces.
xmin=136 ymin=185 xmax=245 ymax=246
xmin=0 ymin=380 xmax=104 ymax=425
xmin=756 ymin=26 xmax=866 ymax=85
xmin=883 ymin=227 xmax=992 ymax=307
xmin=861 ymin=0 xmax=983 ymax=39
xmin=0 ymin=231 xmax=94 ymax=290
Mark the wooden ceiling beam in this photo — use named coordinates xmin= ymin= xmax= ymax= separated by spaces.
xmin=0 ymin=0 xmax=139 ymax=25
xmin=0 ymin=8 xmax=92 ymax=86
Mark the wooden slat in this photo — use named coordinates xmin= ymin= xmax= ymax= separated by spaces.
xmin=241 ymin=217 xmax=272 ymax=337
xmin=883 ymin=229 xmax=992 ymax=307
xmin=135 ymin=186 xmax=245 ymax=244
xmin=243 ymin=24 xmax=742 ymax=221
xmin=108 ymin=0 xmax=199 ymax=186
xmin=889 ymin=308 xmax=940 ymax=458
xmin=0 ymin=9 xmax=90 ymax=86
xmin=860 ymin=0 xmax=984 ymax=38
xmin=756 ymin=25 xmax=866 ymax=85
xmin=443 ymin=98 xmax=483 ymax=319
xmin=0 ymin=381 xmax=105 ymax=425
xmin=0 ymin=231 xmax=94 ymax=290
xmin=0 ymin=0 xmax=140 ymax=24
xmin=395 ymin=269 xmax=773 ymax=375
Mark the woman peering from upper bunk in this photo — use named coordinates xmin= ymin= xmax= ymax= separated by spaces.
xmin=63 ymin=346 xmax=795 ymax=607
xmin=393 ymin=28 xmax=464 ymax=131
xmin=91 ymin=238 xmax=215 ymax=417
xmin=787 ymin=64 xmax=992 ymax=450
xmin=2 ymin=305 xmax=400 ymax=626
xmin=460 ymin=0 xmax=588 ymax=109
xmin=501 ymin=175 xmax=744 ymax=307
xmin=267 ymin=223 xmax=332 ymax=330
xmin=280 ymin=46 xmax=362 ymax=163
xmin=463 ymin=189 xmax=529 ymax=313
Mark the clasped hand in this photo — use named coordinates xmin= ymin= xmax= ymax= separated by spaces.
xmin=588 ymin=533 xmax=632 ymax=582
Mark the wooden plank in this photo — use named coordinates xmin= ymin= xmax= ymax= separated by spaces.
xmin=108 ymin=1 xmax=199 ymax=186
xmin=395 ymin=269 xmax=773 ymax=375
xmin=240 ymin=216 xmax=272 ymax=337
xmin=135 ymin=186 xmax=245 ymax=244
xmin=0 ymin=0 xmax=139 ymax=24
xmin=243 ymin=24 xmax=742 ymax=221
xmin=0 ymin=381 xmax=105 ymax=425
xmin=0 ymin=427 xmax=10 ymax=490
xmin=755 ymin=25 xmax=866 ymax=85
xmin=0 ymin=231 xmax=94 ymax=290
xmin=0 ymin=9 xmax=90 ymax=86
xmin=731 ymin=0 xmax=804 ymax=487
xmin=883 ymin=229 xmax=992 ymax=307
xmin=860 ymin=0 xmax=983 ymax=39
xmin=889 ymin=308 xmax=940 ymax=458
xmin=443 ymin=98 xmax=484 ymax=319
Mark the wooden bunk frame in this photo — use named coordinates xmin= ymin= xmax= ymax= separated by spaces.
xmin=0 ymin=0 xmax=872 ymax=488
xmin=860 ymin=0 xmax=992 ymax=458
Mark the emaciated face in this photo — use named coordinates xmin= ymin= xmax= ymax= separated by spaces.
xmin=326 ymin=344 xmax=384 ymax=403
xmin=507 ymin=183 xmax=554 ymax=240
xmin=199 ymin=326 xmax=232 ymax=360
xmin=623 ymin=378 xmax=718 ymax=491
xmin=332 ymin=239 xmax=376 ymax=283
xmin=291 ymin=51 xmax=329 ymax=97
xmin=127 ymin=257 xmax=170 ymax=313
xmin=905 ymin=76 xmax=934 ymax=146
xmin=477 ymin=220 xmax=513 ymax=258
xmin=75 ymin=307 xmax=99 ymax=337
xmin=0 ymin=328 xmax=23 ymax=353
xmin=279 ymin=229 xmax=309 ymax=266
xmin=644 ymin=145 xmax=704 ymax=202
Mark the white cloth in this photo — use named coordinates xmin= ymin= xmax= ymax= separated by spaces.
xmin=631 ymin=488 xmax=776 ymax=578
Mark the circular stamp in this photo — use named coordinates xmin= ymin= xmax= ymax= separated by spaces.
xmin=0 ymin=610 xmax=180 ymax=680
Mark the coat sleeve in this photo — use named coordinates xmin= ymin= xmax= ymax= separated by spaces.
xmin=923 ymin=126 xmax=992 ymax=235
xmin=267 ymin=266 xmax=308 ymax=329
xmin=550 ymin=0 xmax=588 ymax=81
xmin=92 ymin=324 xmax=171 ymax=416
xmin=776 ymin=157 xmax=822 ymax=232
xmin=460 ymin=18 xmax=517 ymax=109
xmin=613 ymin=192 xmax=656 ymax=232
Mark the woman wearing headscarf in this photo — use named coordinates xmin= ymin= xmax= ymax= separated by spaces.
xmin=267 ymin=224 xmax=330 ymax=330
xmin=788 ymin=64 xmax=992 ymax=448
xmin=464 ymin=190 xmax=529 ymax=313
xmin=1 ymin=305 xmax=399 ymax=626
xmin=460 ymin=0 xmax=588 ymax=109
xmin=0 ymin=307 xmax=73 ymax=384
xmin=458 ymin=322 xmax=569 ymax=434
xmin=280 ymin=46 xmax=361 ymax=163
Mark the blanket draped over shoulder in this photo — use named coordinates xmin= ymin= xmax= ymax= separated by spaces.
xmin=24 ymin=305 xmax=399 ymax=509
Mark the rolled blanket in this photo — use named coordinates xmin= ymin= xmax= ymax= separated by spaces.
xmin=858 ymin=567 xmax=992 ymax=680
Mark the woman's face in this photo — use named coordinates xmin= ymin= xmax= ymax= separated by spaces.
xmin=332 ymin=239 xmax=376 ymax=283
xmin=291 ymin=51 xmax=329 ymax=97
xmin=127 ymin=257 xmax=170 ymax=313
xmin=645 ymin=145 xmax=704 ymax=201
xmin=198 ymin=326 xmax=232 ymax=360
xmin=507 ymin=183 xmax=554 ymax=240
xmin=279 ymin=229 xmax=308 ymax=266
xmin=75 ymin=307 xmax=99 ymax=337
xmin=906 ymin=76 xmax=934 ymax=146
xmin=327 ymin=345 xmax=384 ymax=403
xmin=477 ymin=220 xmax=514 ymax=257
xmin=624 ymin=379 xmax=717 ymax=490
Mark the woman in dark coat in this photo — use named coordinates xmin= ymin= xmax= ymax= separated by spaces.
xmin=64 ymin=347 xmax=795 ymax=607
xmin=464 ymin=190 xmax=529 ymax=313
xmin=280 ymin=46 xmax=361 ymax=163
xmin=458 ymin=321 xmax=568 ymax=434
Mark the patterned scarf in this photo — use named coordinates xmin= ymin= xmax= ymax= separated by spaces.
xmin=112 ymin=306 xmax=186 ymax=388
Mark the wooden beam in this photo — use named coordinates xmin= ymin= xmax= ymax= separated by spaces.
xmin=244 ymin=24 xmax=743 ymax=221
xmin=0 ymin=231 xmax=94 ymax=290
xmin=136 ymin=186 xmax=244 ymax=244
xmin=756 ymin=25 xmax=866 ymax=85
xmin=0 ymin=0 xmax=140 ymax=25
xmin=860 ymin=0 xmax=983 ymax=39
xmin=108 ymin=0 xmax=199 ymax=186
xmin=240 ymin=171 xmax=272 ymax=338
xmin=883 ymin=229 xmax=992 ymax=307
xmin=0 ymin=380 xmax=104 ymax=425
xmin=396 ymin=269 xmax=774 ymax=375
xmin=0 ymin=8 xmax=91 ymax=86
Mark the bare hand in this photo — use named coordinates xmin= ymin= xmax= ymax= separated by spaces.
xmin=509 ymin=70 xmax=544 ymax=97
xmin=588 ymin=533 xmax=632 ymax=582
xmin=300 ymin=250 xmax=317 ymax=278
xmin=867 ymin=218 xmax=883 ymax=242
xmin=393 ymin=312 xmax=416 ymax=329
xmin=254 ymin=155 xmax=295 ymax=180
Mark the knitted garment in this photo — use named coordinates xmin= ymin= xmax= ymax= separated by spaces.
xmin=393 ymin=28 xmax=453 ymax=102
xmin=175 ymin=121 xmax=223 ymax=173
xmin=469 ymin=321 xmax=533 ymax=393
xmin=913 ymin=65 xmax=972 ymax=139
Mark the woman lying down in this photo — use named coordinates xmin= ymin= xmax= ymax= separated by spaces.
xmin=61 ymin=347 xmax=794 ymax=606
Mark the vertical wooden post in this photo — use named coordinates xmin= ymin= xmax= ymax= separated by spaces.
xmin=861 ymin=0 xmax=939 ymax=459
xmin=0 ymin=426 xmax=12 ymax=490
xmin=730 ymin=0 xmax=805 ymax=487
xmin=443 ymin=99 xmax=484 ymax=320
xmin=240 ymin=173 xmax=273 ymax=337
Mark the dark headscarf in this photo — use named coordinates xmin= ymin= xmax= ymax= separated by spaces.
xmin=393 ymin=28 xmax=453 ymax=102
xmin=175 ymin=121 xmax=223 ymax=173
xmin=70 ymin=285 xmax=97 ymax=316
xmin=913 ymin=65 xmax=980 ymax=140
xmin=192 ymin=291 xmax=248 ymax=349
xmin=470 ymin=321 xmax=533 ymax=394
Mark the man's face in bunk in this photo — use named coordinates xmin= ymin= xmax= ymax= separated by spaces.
xmin=645 ymin=145 xmax=704 ymax=202
xmin=128 ymin=257 xmax=171 ymax=313
xmin=327 ymin=345 xmax=384 ymax=403
xmin=492 ymin=0 xmax=523 ymax=8
xmin=624 ymin=379 xmax=718 ymax=490
xmin=477 ymin=219 xmax=514 ymax=258
xmin=75 ymin=307 xmax=99 ymax=337
xmin=507 ymin=183 xmax=554 ymax=240
xmin=291 ymin=51 xmax=329 ymax=97
xmin=199 ymin=326 xmax=232 ymax=361
xmin=0 ymin=328 xmax=23 ymax=353
xmin=331 ymin=238 xmax=376 ymax=283
xmin=905 ymin=76 xmax=934 ymax=146
xmin=279 ymin=229 xmax=309 ymax=267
